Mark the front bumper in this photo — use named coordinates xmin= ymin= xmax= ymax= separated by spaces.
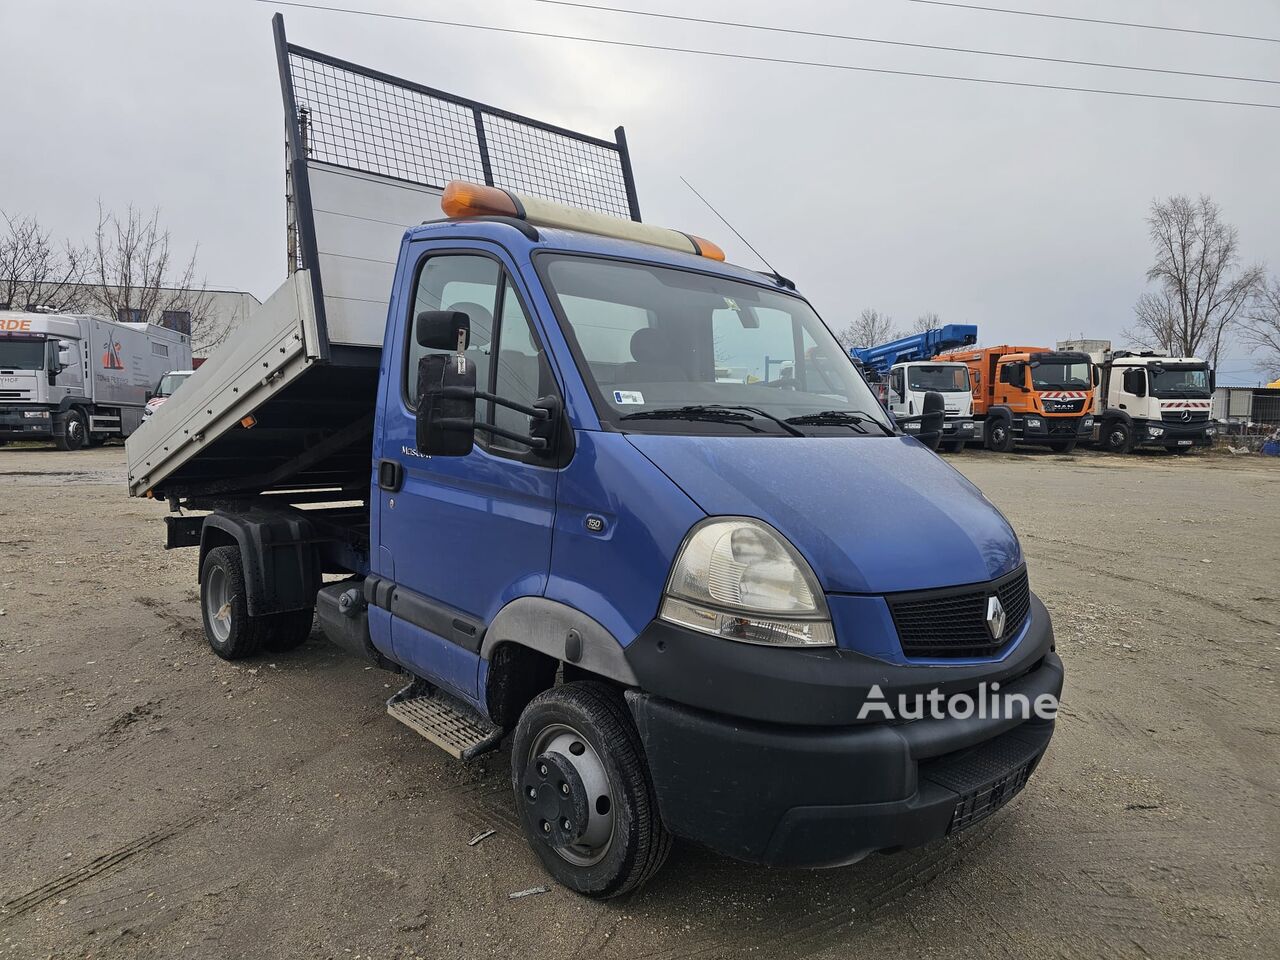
xmin=1019 ymin=414 xmax=1092 ymax=440
xmin=1136 ymin=422 xmax=1215 ymax=449
xmin=628 ymin=652 xmax=1062 ymax=867
xmin=0 ymin=408 xmax=53 ymax=439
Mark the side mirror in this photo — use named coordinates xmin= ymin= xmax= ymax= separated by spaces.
xmin=918 ymin=391 xmax=945 ymax=451
xmin=1092 ymin=365 xmax=1100 ymax=387
xmin=416 ymin=352 xmax=478 ymax=457
xmin=416 ymin=310 xmax=471 ymax=351
xmin=1209 ymin=371 xmax=1216 ymax=392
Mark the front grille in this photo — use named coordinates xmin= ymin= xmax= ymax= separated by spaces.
xmin=887 ymin=566 xmax=1030 ymax=658
xmin=1161 ymin=410 xmax=1209 ymax=424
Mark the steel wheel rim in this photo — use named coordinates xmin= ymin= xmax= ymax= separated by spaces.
xmin=68 ymin=419 xmax=84 ymax=444
xmin=1109 ymin=427 xmax=1126 ymax=449
xmin=205 ymin=566 xmax=232 ymax=643
xmin=526 ymin=722 xmax=616 ymax=867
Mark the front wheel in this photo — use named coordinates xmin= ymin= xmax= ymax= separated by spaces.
xmin=54 ymin=409 xmax=87 ymax=451
xmin=511 ymin=682 xmax=671 ymax=899
xmin=985 ymin=419 xmax=1014 ymax=452
xmin=1103 ymin=420 xmax=1132 ymax=454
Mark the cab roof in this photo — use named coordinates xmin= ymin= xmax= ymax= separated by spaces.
xmin=408 ymin=217 xmax=797 ymax=294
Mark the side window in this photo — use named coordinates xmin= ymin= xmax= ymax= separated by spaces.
xmin=405 ymin=254 xmax=500 ymax=406
xmin=491 ymin=279 xmax=554 ymax=454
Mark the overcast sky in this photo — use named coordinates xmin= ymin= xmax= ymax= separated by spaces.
xmin=3 ymin=0 xmax=1278 ymax=381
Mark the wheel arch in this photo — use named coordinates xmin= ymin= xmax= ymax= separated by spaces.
xmin=197 ymin=511 xmax=320 ymax=617
xmin=482 ymin=597 xmax=638 ymax=727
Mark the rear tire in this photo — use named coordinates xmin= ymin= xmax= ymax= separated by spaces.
xmin=985 ymin=419 xmax=1014 ymax=452
xmin=200 ymin=546 xmax=268 ymax=660
xmin=55 ymin=409 xmax=87 ymax=451
xmin=263 ymin=609 xmax=315 ymax=651
xmin=511 ymin=682 xmax=671 ymax=899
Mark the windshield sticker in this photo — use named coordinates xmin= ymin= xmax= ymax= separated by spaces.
xmin=613 ymin=390 xmax=645 ymax=405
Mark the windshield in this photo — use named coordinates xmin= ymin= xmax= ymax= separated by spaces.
xmin=0 ymin=337 xmax=47 ymax=370
xmin=538 ymin=255 xmax=892 ymax=435
xmin=907 ymin=364 xmax=969 ymax=393
xmin=1031 ymin=359 xmax=1091 ymax=391
xmin=156 ymin=372 xmax=192 ymax=396
xmin=1149 ymin=365 xmax=1210 ymax=397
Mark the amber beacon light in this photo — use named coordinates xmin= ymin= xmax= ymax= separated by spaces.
xmin=440 ymin=180 xmax=726 ymax=262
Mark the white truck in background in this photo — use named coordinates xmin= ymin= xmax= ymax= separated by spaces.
xmin=0 ymin=311 xmax=192 ymax=450
xmin=1058 ymin=339 xmax=1216 ymax=453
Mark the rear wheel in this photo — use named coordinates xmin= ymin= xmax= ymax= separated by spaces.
xmin=201 ymin=546 xmax=267 ymax=660
xmin=511 ymin=682 xmax=670 ymax=899
xmin=55 ymin=409 xmax=87 ymax=451
xmin=1103 ymin=419 xmax=1132 ymax=454
xmin=264 ymin=609 xmax=315 ymax=651
xmin=985 ymin=419 xmax=1014 ymax=452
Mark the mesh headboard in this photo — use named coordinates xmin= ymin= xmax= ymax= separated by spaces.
xmin=272 ymin=14 xmax=641 ymax=354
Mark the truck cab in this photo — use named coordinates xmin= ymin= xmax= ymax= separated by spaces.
xmin=885 ymin=361 xmax=979 ymax=451
xmin=1094 ymin=352 xmax=1216 ymax=453
xmin=0 ymin=312 xmax=85 ymax=445
xmin=127 ymin=17 xmax=1064 ymax=900
xmin=938 ymin=345 xmax=1096 ymax=453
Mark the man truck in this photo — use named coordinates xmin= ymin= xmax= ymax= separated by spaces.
xmin=1057 ymin=340 xmax=1216 ymax=453
xmin=852 ymin=325 xmax=982 ymax=452
xmin=0 ymin=310 xmax=191 ymax=449
xmin=126 ymin=16 xmax=1064 ymax=898
xmin=935 ymin=344 xmax=1095 ymax=453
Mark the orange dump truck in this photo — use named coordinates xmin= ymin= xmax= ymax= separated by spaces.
xmin=933 ymin=345 xmax=1096 ymax=453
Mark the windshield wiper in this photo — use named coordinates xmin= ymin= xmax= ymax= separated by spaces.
xmin=785 ymin=410 xmax=894 ymax=436
xmin=620 ymin=404 xmax=804 ymax=436
xmin=619 ymin=405 xmax=765 ymax=433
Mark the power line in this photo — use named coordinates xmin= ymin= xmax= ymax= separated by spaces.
xmin=537 ymin=0 xmax=1280 ymax=86
xmin=256 ymin=0 xmax=1280 ymax=110
xmin=906 ymin=1 xmax=1280 ymax=45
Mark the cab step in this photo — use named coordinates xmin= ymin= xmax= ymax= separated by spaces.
xmin=386 ymin=681 xmax=502 ymax=760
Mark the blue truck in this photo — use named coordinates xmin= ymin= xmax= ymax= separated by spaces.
xmin=125 ymin=17 xmax=1064 ymax=898
xmin=852 ymin=325 xmax=982 ymax=451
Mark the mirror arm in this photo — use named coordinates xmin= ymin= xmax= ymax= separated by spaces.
xmin=474 ymin=422 xmax=549 ymax=450
xmin=437 ymin=386 xmax=553 ymax=422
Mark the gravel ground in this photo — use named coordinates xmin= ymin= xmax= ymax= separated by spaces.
xmin=0 ymin=443 xmax=1276 ymax=960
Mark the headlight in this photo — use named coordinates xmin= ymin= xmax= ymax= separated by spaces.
xmin=1026 ymin=418 xmax=1042 ymax=428
xmin=660 ymin=518 xmax=834 ymax=647
xmin=22 ymin=410 xmax=50 ymax=419
xmin=1206 ymin=426 xmax=1216 ymax=436
xmin=1148 ymin=425 xmax=1164 ymax=437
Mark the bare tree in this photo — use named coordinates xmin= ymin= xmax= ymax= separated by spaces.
xmin=87 ymin=204 xmax=226 ymax=352
xmin=0 ymin=212 xmax=88 ymax=312
xmin=1241 ymin=276 xmax=1280 ymax=380
xmin=912 ymin=311 xmax=941 ymax=334
xmin=1126 ymin=195 xmax=1262 ymax=368
xmin=836 ymin=308 xmax=898 ymax=351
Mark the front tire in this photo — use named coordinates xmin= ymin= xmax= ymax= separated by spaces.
xmin=511 ymin=682 xmax=671 ymax=899
xmin=1103 ymin=419 xmax=1132 ymax=454
xmin=55 ymin=409 xmax=87 ymax=451
xmin=985 ymin=419 xmax=1014 ymax=452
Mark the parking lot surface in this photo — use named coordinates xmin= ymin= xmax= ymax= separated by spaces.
xmin=1 ymin=445 xmax=1276 ymax=959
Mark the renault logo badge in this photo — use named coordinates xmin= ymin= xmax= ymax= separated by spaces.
xmin=986 ymin=596 xmax=1006 ymax=639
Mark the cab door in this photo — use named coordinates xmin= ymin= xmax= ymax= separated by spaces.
xmin=374 ymin=243 xmax=562 ymax=704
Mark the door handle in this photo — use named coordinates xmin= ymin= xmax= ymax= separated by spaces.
xmin=378 ymin=459 xmax=404 ymax=492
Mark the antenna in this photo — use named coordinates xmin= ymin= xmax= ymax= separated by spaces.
xmin=680 ymin=177 xmax=790 ymax=284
